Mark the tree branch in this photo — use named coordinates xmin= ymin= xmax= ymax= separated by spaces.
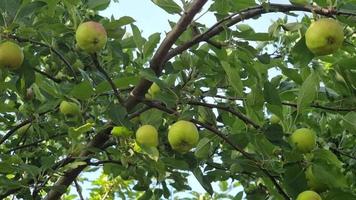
xmin=32 ymin=67 xmax=62 ymax=83
xmin=125 ymin=0 xmax=208 ymax=110
xmin=74 ymin=180 xmax=85 ymax=200
xmin=144 ymin=100 xmax=290 ymax=200
xmin=0 ymin=109 xmax=53 ymax=146
xmin=6 ymin=133 xmax=66 ymax=153
xmin=204 ymin=94 xmax=356 ymax=112
xmin=44 ymin=127 xmax=112 ymax=200
xmin=166 ymin=3 xmax=354 ymax=60
xmin=187 ymin=100 xmax=261 ymax=129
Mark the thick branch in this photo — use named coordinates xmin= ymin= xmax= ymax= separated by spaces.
xmin=125 ymin=0 xmax=208 ymax=110
xmin=44 ymin=127 xmax=112 ymax=200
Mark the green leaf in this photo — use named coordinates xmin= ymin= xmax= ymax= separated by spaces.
xmin=151 ymin=0 xmax=182 ymax=14
xmin=143 ymin=33 xmax=161 ymax=58
xmin=194 ymin=137 xmax=212 ymax=159
xmin=87 ymin=0 xmax=110 ymax=10
xmin=221 ymin=61 xmax=243 ymax=96
xmin=116 ymin=16 xmax=136 ymax=26
xmin=282 ymin=164 xmax=308 ymax=199
xmin=263 ymin=124 xmax=286 ymax=146
xmin=291 ymin=36 xmax=314 ymax=66
xmin=192 ymin=167 xmax=213 ymax=195
xmin=139 ymin=145 xmax=159 ymax=161
xmin=107 ymin=104 xmax=127 ymax=125
xmin=297 ymin=71 xmax=319 ymax=113
xmin=325 ymin=189 xmax=356 ymax=200
xmin=264 ymin=81 xmax=283 ymax=118
xmin=131 ymin=24 xmax=146 ymax=51
xmin=70 ymin=81 xmax=94 ymax=100
xmin=342 ymin=112 xmax=356 ymax=132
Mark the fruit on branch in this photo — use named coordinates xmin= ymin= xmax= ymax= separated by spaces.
xmin=135 ymin=125 xmax=159 ymax=147
xmin=168 ymin=120 xmax=199 ymax=153
xmin=289 ymin=0 xmax=311 ymax=6
xmin=305 ymin=18 xmax=344 ymax=56
xmin=111 ymin=126 xmax=133 ymax=137
xmin=270 ymin=114 xmax=280 ymax=124
xmin=290 ymin=128 xmax=316 ymax=153
xmin=59 ymin=101 xmax=80 ymax=116
xmin=0 ymin=41 xmax=24 ymax=69
xmin=296 ymin=190 xmax=322 ymax=200
xmin=305 ymin=165 xmax=328 ymax=192
xmin=147 ymin=83 xmax=161 ymax=99
xmin=75 ymin=21 xmax=107 ymax=53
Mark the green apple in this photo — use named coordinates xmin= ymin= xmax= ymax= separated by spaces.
xmin=305 ymin=18 xmax=344 ymax=56
xmin=290 ymin=128 xmax=316 ymax=153
xmin=168 ymin=120 xmax=199 ymax=153
xmin=270 ymin=114 xmax=280 ymax=124
xmin=111 ymin=126 xmax=133 ymax=137
xmin=147 ymin=83 xmax=160 ymax=99
xmin=289 ymin=0 xmax=311 ymax=6
xmin=135 ymin=125 xmax=159 ymax=147
xmin=59 ymin=101 xmax=80 ymax=116
xmin=296 ymin=190 xmax=322 ymax=200
xmin=305 ymin=166 xmax=328 ymax=192
xmin=75 ymin=21 xmax=107 ymax=53
xmin=0 ymin=41 xmax=24 ymax=69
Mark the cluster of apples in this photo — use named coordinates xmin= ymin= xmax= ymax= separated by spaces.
xmin=270 ymin=115 xmax=327 ymax=200
xmin=136 ymin=120 xmax=199 ymax=154
xmin=0 ymin=21 xmax=106 ymax=70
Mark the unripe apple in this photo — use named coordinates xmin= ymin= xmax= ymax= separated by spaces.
xmin=0 ymin=41 xmax=24 ymax=69
xmin=305 ymin=18 xmax=344 ymax=56
xmin=305 ymin=166 xmax=328 ymax=192
xmin=290 ymin=128 xmax=316 ymax=153
xmin=168 ymin=120 xmax=199 ymax=153
xmin=75 ymin=21 xmax=107 ymax=53
xmin=59 ymin=100 xmax=80 ymax=116
xmin=147 ymin=83 xmax=160 ymax=99
xmin=270 ymin=114 xmax=280 ymax=124
xmin=111 ymin=126 xmax=133 ymax=137
xmin=296 ymin=190 xmax=322 ymax=200
xmin=135 ymin=125 xmax=159 ymax=147
xmin=289 ymin=0 xmax=311 ymax=6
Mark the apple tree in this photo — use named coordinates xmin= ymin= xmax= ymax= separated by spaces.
xmin=0 ymin=0 xmax=356 ymax=199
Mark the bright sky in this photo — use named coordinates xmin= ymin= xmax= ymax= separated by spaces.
xmin=80 ymin=0 xmax=302 ymax=198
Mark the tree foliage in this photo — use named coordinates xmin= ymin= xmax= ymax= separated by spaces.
xmin=0 ymin=0 xmax=356 ymax=199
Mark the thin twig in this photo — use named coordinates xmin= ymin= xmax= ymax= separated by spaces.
xmin=91 ymin=53 xmax=125 ymax=105
xmin=188 ymin=101 xmax=261 ymax=129
xmin=144 ymin=100 xmax=290 ymax=200
xmin=32 ymin=67 xmax=61 ymax=83
xmin=0 ymin=109 xmax=53 ymax=145
xmin=6 ymin=133 xmax=66 ymax=153
xmin=74 ymin=180 xmax=85 ymax=200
